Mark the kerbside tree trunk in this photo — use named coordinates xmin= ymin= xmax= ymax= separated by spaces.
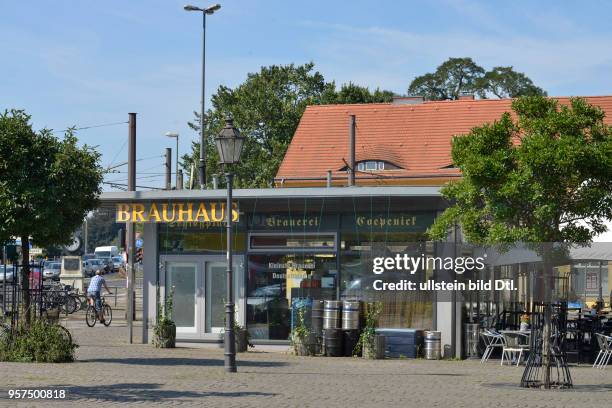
xmin=541 ymin=243 xmax=553 ymax=389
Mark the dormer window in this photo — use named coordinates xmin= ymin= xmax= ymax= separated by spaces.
xmin=357 ymin=160 xmax=400 ymax=171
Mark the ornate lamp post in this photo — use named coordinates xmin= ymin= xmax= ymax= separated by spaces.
xmin=215 ymin=116 xmax=244 ymax=373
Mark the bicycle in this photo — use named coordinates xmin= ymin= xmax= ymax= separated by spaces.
xmin=85 ymin=296 xmax=112 ymax=327
xmin=72 ymin=293 xmax=89 ymax=312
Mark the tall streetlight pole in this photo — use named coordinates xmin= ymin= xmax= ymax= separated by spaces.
xmin=215 ymin=117 xmax=244 ymax=373
xmin=184 ymin=3 xmax=221 ymax=189
xmin=165 ymin=132 xmax=179 ymax=188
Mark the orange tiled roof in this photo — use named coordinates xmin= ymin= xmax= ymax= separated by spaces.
xmin=275 ymin=96 xmax=612 ymax=187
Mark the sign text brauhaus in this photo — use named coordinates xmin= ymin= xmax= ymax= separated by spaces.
xmin=116 ymin=202 xmax=239 ymax=223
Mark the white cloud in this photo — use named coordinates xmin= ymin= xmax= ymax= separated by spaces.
xmin=299 ymin=21 xmax=612 ymax=95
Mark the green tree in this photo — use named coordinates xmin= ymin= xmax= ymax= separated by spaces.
xmin=84 ymin=209 xmax=124 ymax=253
xmin=408 ymin=58 xmax=545 ymax=100
xmin=322 ymin=82 xmax=394 ymax=104
xmin=0 ymin=110 xmax=103 ymax=323
xmin=428 ymin=96 xmax=612 ymax=387
xmin=478 ymin=66 xmax=546 ymax=99
xmin=408 ymin=57 xmax=485 ymax=100
xmin=184 ymin=63 xmax=394 ymax=188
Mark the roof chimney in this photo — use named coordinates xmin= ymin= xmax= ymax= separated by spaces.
xmin=348 ymin=115 xmax=356 ymax=186
xmin=392 ymin=95 xmax=424 ymax=105
xmin=458 ymin=93 xmax=475 ymax=100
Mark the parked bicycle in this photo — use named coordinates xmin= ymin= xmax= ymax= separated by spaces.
xmin=40 ymin=282 xmax=78 ymax=315
xmin=85 ymin=296 xmax=112 ymax=327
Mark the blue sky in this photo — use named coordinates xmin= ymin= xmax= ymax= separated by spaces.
xmin=2 ymin=0 xmax=612 ymax=192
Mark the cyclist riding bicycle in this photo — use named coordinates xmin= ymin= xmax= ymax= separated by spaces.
xmin=87 ymin=270 xmax=112 ymax=324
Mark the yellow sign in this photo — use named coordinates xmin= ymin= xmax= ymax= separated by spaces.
xmin=116 ymin=202 xmax=239 ymax=223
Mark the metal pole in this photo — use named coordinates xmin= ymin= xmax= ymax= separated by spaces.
xmin=127 ymin=112 xmax=137 ymax=344
xmin=451 ymin=223 xmax=457 ymax=358
xmin=175 ymin=136 xmax=179 ymax=189
xmin=83 ymin=218 xmax=88 ymax=254
xmin=199 ymin=13 xmax=207 ymax=189
xmin=598 ymin=261 xmax=604 ymax=305
xmin=177 ymin=170 xmax=184 ymax=190
xmin=165 ymin=147 xmax=172 ymax=190
xmin=224 ymin=172 xmax=236 ymax=372
xmin=348 ymin=115 xmax=356 ymax=186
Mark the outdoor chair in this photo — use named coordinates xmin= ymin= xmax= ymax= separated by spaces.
xmin=480 ymin=329 xmax=504 ymax=364
xmin=593 ymin=333 xmax=612 ymax=369
xmin=501 ymin=332 xmax=530 ymax=366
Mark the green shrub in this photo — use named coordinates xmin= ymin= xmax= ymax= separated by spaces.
xmin=0 ymin=320 xmax=77 ymax=363
xmin=355 ymin=301 xmax=382 ymax=357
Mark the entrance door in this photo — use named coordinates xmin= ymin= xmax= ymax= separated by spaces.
xmin=165 ymin=261 xmax=199 ymax=334
xmin=161 ymin=255 xmax=243 ymax=340
xmin=205 ymin=261 xmax=227 ymax=333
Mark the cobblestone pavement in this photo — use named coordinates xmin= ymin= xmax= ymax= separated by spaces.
xmin=1 ymin=320 xmax=611 ymax=407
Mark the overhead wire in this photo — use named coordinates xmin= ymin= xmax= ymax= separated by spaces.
xmin=57 ymin=120 xmax=128 ymax=133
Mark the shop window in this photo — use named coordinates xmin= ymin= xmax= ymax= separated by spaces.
xmin=246 ymin=253 xmax=337 ymax=340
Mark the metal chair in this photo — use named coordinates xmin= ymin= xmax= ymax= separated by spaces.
xmin=501 ymin=332 xmax=530 ymax=366
xmin=480 ymin=329 xmax=504 ymax=364
xmin=593 ymin=333 xmax=612 ymax=369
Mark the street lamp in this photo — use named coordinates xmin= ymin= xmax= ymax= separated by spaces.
xmin=184 ymin=3 xmax=221 ymax=189
xmin=215 ymin=116 xmax=244 ymax=373
xmin=165 ymin=132 xmax=179 ymax=188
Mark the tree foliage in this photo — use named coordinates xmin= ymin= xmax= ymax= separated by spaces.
xmin=183 ymin=63 xmax=394 ymax=188
xmin=0 ymin=109 xmax=103 ymax=321
xmin=479 ymin=66 xmax=546 ymax=99
xmin=409 ymin=57 xmax=485 ymax=100
xmin=323 ymin=82 xmax=394 ymax=104
xmin=428 ymin=96 xmax=612 ymax=244
xmin=0 ymin=110 xmax=103 ymax=246
xmin=83 ymin=209 xmax=124 ymax=253
xmin=408 ymin=57 xmax=546 ymax=100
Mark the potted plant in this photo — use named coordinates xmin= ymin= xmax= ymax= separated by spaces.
xmin=153 ymin=287 xmax=176 ymax=348
xmin=519 ymin=313 xmax=530 ymax=332
xmin=290 ymin=307 xmax=316 ymax=356
xmin=234 ymin=321 xmax=254 ymax=353
xmin=356 ymin=302 xmax=384 ymax=359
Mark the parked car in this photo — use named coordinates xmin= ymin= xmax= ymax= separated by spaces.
xmin=42 ymin=262 xmax=61 ymax=280
xmin=28 ymin=265 xmax=43 ymax=289
xmin=111 ymin=256 xmax=125 ymax=272
xmin=82 ymin=253 xmax=97 ymax=262
xmin=94 ymin=246 xmax=120 ymax=259
xmin=0 ymin=265 xmax=15 ymax=283
xmin=84 ymin=259 xmax=107 ymax=277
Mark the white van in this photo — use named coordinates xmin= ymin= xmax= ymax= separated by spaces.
xmin=94 ymin=246 xmax=120 ymax=259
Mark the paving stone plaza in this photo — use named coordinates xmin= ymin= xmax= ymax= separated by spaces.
xmin=1 ymin=319 xmax=611 ymax=407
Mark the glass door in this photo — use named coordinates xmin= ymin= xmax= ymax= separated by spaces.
xmin=165 ymin=261 xmax=198 ymax=333
xmin=205 ymin=262 xmax=227 ymax=333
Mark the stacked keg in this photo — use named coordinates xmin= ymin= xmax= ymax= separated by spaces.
xmin=311 ymin=300 xmax=324 ymax=336
xmin=342 ymin=300 xmax=361 ymax=356
xmin=424 ymin=331 xmax=441 ymax=360
xmin=323 ymin=300 xmax=343 ymax=356
xmin=310 ymin=300 xmax=324 ymax=355
xmin=320 ymin=300 xmax=363 ymax=357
